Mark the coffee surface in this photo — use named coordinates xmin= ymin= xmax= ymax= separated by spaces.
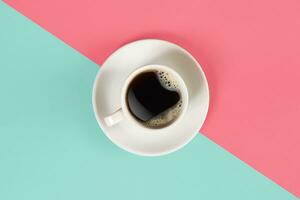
xmin=126 ymin=70 xmax=182 ymax=128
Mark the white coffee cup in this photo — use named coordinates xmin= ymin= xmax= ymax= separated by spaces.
xmin=92 ymin=39 xmax=209 ymax=156
xmin=104 ymin=64 xmax=189 ymax=130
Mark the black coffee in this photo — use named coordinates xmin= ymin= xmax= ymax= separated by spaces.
xmin=126 ymin=70 xmax=182 ymax=128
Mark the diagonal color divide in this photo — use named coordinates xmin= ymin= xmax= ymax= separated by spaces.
xmin=0 ymin=4 xmax=298 ymax=199
xmin=1 ymin=0 xmax=300 ymax=198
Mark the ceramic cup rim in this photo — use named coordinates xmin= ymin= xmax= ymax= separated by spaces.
xmin=120 ymin=64 xmax=189 ymax=131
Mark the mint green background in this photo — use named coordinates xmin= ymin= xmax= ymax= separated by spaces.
xmin=0 ymin=2 xmax=297 ymax=200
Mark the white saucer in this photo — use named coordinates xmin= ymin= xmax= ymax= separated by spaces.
xmin=93 ymin=39 xmax=209 ymax=156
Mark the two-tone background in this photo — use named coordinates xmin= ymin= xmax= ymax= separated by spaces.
xmin=0 ymin=0 xmax=299 ymax=199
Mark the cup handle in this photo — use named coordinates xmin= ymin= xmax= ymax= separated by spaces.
xmin=104 ymin=109 xmax=124 ymax=127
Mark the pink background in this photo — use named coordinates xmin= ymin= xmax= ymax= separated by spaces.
xmin=4 ymin=0 xmax=300 ymax=197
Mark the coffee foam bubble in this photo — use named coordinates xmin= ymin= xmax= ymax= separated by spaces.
xmin=142 ymin=70 xmax=183 ymax=128
xmin=144 ymin=100 xmax=183 ymax=128
xmin=156 ymin=71 xmax=180 ymax=91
